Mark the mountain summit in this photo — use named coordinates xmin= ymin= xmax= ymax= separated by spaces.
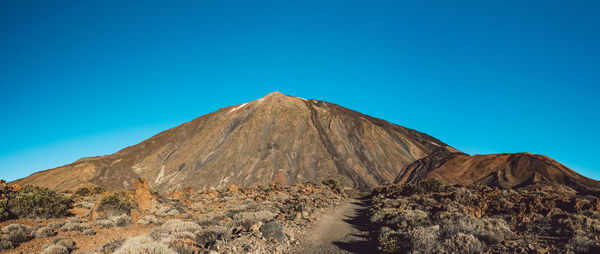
xmin=14 ymin=92 xmax=448 ymax=192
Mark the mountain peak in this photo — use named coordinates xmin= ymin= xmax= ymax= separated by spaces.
xmin=265 ymin=91 xmax=283 ymax=97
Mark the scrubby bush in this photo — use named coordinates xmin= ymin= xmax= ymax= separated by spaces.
xmin=0 ymin=198 xmax=11 ymax=222
xmin=0 ymin=239 xmax=13 ymax=250
xmin=98 ymin=191 xmax=134 ymax=215
xmin=195 ymin=226 xmax=228 ymax=247
xmin=442 ymin=232 xmax=483 ymax=253
xmin=100 ymin=238 xmax=126 ymax=253
xmin=83 ymin=228 xmax=96 ymax=235
xmin=55 ymin=238 xmax=76 ymax=251
xmin=195 ymin=214 xmax=224 ymax=227
xmin=35 ymin=226 xmax=56 ymax=238
xmin=95 ymin=214 xmax=131 ymax=228
xmin=419 ymin=178 xmax=445 ymax=193
xmin=149 ymin=219 xmax=204 ymax=247
xmin=40 ymin=245 xmax=68 ymax=254
xmin=137 ymin=215 xmax=162 ymax=225
xmin=59 ymin=221 xmax=90 ymax=232
xmin=95 ymin=219 xmax=114 ymax=228
xmin=75 ymin=201 xmax=95 ymax=210
xmin=7 ymin=186 xmax=72 ymax=219
xmin=92 ymin=186 xmax=106 ymax=195
xmin=377 ymin=229 xmax=410 ymax=253
xmin=114 ymin=235 xmax=175 ymax=254
xmin=1 ymin=224 xmax=35 ymax=249
xmin=154 ymin=205 xmax=180 ymax=217
xmin=113 ymin=214 xmax=132 ymax=226
xmin=170 ymin=238 xmax=200 ymax=254
xmin=47 ymin=222 xmax=64 ymax=230
xmin=75 ymin=187 xmax=91 ymax=196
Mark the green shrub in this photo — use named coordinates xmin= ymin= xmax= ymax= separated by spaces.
xmin=0 ymin=198 xmax=11 ymax=222
xmin=75 ymin=187 xmax=91 ymax=197
xmin=98 ymin=192 xmax=134 ymax=215
xmin=92 ymin=186 xmax=106 ymax=195
xmin=7 ymin=186 xmax=72 ymax=219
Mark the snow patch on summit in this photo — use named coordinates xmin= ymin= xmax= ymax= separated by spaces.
xmin=228 ymin=103 xmax=248 ymax=113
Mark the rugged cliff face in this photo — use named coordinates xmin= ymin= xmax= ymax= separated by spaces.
xmin=13 ymin=92 xmax=447 ymax=192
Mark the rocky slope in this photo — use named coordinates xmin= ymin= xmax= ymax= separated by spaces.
xmin=13 ymin=92 xmax=447 ymax=192
xmin=395 ymin=147 xmax=600 ymax=195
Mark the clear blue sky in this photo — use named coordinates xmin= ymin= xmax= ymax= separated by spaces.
xmin=1 ymin=1 xmax=599 ymax=182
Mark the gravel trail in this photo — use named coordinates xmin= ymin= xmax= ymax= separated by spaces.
xmin=297 ymin=199 xmax=376 ymax=254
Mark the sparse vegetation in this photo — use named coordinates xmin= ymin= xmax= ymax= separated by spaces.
xmin=91 ymin=186 xmax=106 ymax=195
xmin=6 ymin=185 xmax=72 ymax=219
xmin=75 ymin=187 xmax=91 ymax=196
xmin=0 ymin=198 xmax=10 ymax=222
xmin=0 ymin=180 xmax=346 ymax=253
xmin=367 ymin=181 xmax=600 ymax=253
xmin=97 ymin=191 xmax=134 ymax=215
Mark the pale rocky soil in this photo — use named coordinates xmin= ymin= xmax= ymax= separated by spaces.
xmin=1 ymin=179 xmax=350 ymax=254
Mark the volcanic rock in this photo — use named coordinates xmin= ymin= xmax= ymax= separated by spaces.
xmin=133 ymin=177 xmax=157 ymax=210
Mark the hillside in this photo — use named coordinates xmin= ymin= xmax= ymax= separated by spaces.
xmin=396 ymin=147 xmax=600 ymax=195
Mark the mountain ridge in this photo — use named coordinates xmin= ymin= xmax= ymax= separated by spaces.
xmin=12 ymin=92 xmax=600 ymax=195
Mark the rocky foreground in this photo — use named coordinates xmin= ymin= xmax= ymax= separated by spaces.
xmin=0 ymin=179 xmax=347 ymax=253
xmin=367 ymin=179 xmax=600 ymax=253
xmin=3 ymin=177 xmax=600 ymax=254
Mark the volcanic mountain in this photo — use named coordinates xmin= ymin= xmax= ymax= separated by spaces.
xmin=12 ymin=92 xmax=447 ymax=192
xmin=12 ymin=92 xmax=600 ymax=194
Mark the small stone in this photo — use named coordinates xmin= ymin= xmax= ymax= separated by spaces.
xmin=260 ymin=221 xmax=285 ymax=242
xmin=250 ymin=222 xmax=263 ymax=232
xmin=35 ymin=226 xmax=56 ymax=238
xmin=167 ymin=209 xmax=180 ymax=216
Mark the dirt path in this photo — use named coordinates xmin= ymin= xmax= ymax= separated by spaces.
xmin=297 ymin=199 xmax=376 ymax=254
